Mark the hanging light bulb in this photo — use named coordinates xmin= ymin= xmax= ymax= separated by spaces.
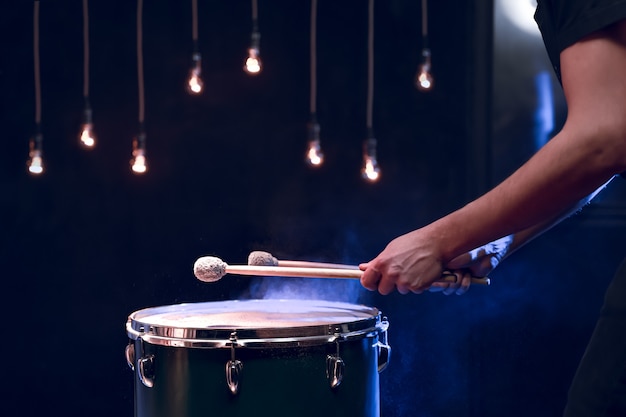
xmin=79 ymin=107 xmax=96 ymax=148
xmin=244 ymin=31 xmax=262 ymax=75
xmin=415 ymin=48 xmax=434 ymax=91
xmin=27 ymin=133 xmax=44 ymax=175
xmin=130 ymin=132 xmax=147 ymax=174
xmin=361 ymin=135 xmax=380 ymax=182
xmin=187 ymin=52 xmax=203 ymax=94
xmin=305 ymin=120 xmax=323 ymax=166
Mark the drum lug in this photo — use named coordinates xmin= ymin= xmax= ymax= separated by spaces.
xmin=326 ymin=354 xmax=345 ymax=389
xmin=226 ymin=332 xmax=243 ymax=395
xmin=138 ymin=354 xmax=156 ymax=388
xmin=326 ymin=336 xmax=344 ymax=389
xmin=125 ymin=342 xmax=135 ymax=370
xmin=376 ymin=316 xmax=391 ymax=373
xmin=131 ymin=336 xmax=156 ymax=388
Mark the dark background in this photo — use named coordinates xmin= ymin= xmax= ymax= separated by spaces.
xmin=2 ymin=1 xmax=626 ymax=416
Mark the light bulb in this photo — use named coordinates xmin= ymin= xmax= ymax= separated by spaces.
xmin=244 ymin=32 xmax=262 ymax=75
xmin=187 ymin=53 xmax=203 ymax=94
xmin=131 ymin=133 xmax=148 ymax=174
xmin=244 ymin=48 xmax=262 ymax=75
xmin=415 ymin=48 xmax=434 ymax=92
xmin=27 ymin=134 xmax=44 ymax=175
xmin=79 ymin=108 xmax=96 ymax=148
xmin=306 ymin=121 xmax=323 ymax=166
xmin=306 ymin=140 xmax=323 ymax=166
xmin=79 ymin=122 xmax=96 ymax=148
xmin=362 ymin=136 xmax=380 ymax=182
xmin=362 ymin=156 xmax=380 ymax=182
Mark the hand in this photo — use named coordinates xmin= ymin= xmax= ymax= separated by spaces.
xmin=359 ymin=227 xmax=448 ymax=295
xmin=445 ymin=235 xmax=513 ymax=277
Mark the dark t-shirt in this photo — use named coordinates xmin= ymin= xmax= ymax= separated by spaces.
xmin=534 ymin=0 xmax=626 ymax=83
xmin=534 ymin=0 xmax=626 ymax=180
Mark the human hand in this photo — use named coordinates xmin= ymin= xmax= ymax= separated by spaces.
xmin=359 ymin=228 xmax=451 ymax=295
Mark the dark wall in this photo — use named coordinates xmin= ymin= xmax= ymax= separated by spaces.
xmin=2 ymin=1 xmax=625 ymax=417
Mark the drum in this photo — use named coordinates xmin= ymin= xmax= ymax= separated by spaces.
xmin=125 ymin=299 xmax=390 ymax=417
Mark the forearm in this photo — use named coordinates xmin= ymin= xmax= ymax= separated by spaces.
xmin=426 ymin=130 xmax=625 ymax=264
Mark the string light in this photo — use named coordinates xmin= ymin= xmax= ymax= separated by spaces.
xmin=361 ymin=0 xmax=380 ymax=183
xmin=27 ymin=0 xmax=44 ymax=176
xmin=415 ymin=0 xmax=434 ymax=92
xmin=79 ymin=0 xmax=96 ymax=148
xmin=306 ymin=0 xmax=323 ymax=167
xmin=362 ymin=133 xmax=380 ymax=182
xmin=243 ymin=0 xmax=262 ymax=75
xmin=187 ymin=0 xmax=203 ymax=94
xmin=131 ymin=0 xmax=148 ymax=174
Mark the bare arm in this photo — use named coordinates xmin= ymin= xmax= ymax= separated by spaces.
xmin=361 ymin=23 xmax=626 ymax=295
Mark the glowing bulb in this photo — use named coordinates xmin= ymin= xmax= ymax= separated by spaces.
xmin=131 ymin=153 xmax=147 ymax=173
xmin=187 ymin=53 xmax=203 ymax=94
xmin=306 ymin=140 xmax=324 ymax=166
xmin=362 ymin=156 xmax=380 ymax=182
xmin=244 ymin=48 xmax=262 ymax=75
xmin=28 ymin=151 xmax=44 ymax=175
xmin=306 ymin=121 xmax=323 ymax=166
xmin=131 ymin=134 xmax=148 ymax=174
xmin=79 ymin=123 xmax=96 ymax=148
xmin=244 ymin=31 xmax=262 ymax=75
xmin=415 ymin=48 xmax=434 ymax=92
xmin=362 ymin=136 xmax=380 ymax=182
xmin=27 ymin=135 xmax=44 ymax=175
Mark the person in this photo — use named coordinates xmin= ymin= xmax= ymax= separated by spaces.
xmin=359 ymin=1 xmax=626 ymax=416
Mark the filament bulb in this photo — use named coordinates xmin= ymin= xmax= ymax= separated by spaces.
xmin=415 ymin=48 xmax=434 ymax=92
xmin=362 ymin=137 xmax=380 ymax=182
xmin=79 ymin=122 xmax=96 ymax=148
xmin=362 ymin=155 xmax=380 ymax=182
xmin=187 ymin=53 xmax=203 ymax=94
xmin=27 ymin=134 xmax=44 ymax=175
xmin=244 ymin=32 xmax=262 ymax=75
xmin=244 ymin=48 xmax=262 ymax=75
xmin=130 ymin=134 xmax=148 ymax=174
xmin=306 ymin=121 xmax=323 ymax=166
xmin=306 ymin=140 xmax=324 ymax=166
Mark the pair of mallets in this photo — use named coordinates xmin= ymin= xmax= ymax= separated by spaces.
xmin=193 ymin=250 xmax=490 ymax=286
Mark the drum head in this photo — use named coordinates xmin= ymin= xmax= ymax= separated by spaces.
xmin=126 ymin=299 xmax=384 ymax=348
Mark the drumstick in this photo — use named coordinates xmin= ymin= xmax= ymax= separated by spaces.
xmin=248 ymin=250 xmax=359 ymax=270
xmin=194 ymin=256 xmax=490 ymax=285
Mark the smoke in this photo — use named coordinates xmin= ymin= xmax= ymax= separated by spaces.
xmin=238 ymin=275 xmax=366 ymax=304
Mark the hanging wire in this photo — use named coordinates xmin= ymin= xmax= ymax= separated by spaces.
xmin=137 ymin=0 xmax=145 ymax=126
xmin=82 ymin=0 xmax=90 ymax=101
xmin=131 ymin=0 xmax=147 ymax=174
xmin=310 ymin=0 xmax=317 ymax=117
xmin=362 ymin=0 xmax=380 ymax=182
xmin=306 ymin=0 xmax=323 ymax=167
xmin=28 ymin=0 xmax=44 ymax=175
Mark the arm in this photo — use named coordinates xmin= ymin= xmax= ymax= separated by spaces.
xmin=360 ymin=25 xmax=626 ymax=295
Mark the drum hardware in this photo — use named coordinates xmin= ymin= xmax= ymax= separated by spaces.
xmin=125 ymin=342 xmax=135 ymax=371
xmin=326 ymin=332 xmax=345 ymax=389
xmin=128 ymin=327 xmax=156 ymax=388
xmin=375 ymin=316 xmax=391 ymax=373
xmin=225 ymin=332 xmax=243 ymax=395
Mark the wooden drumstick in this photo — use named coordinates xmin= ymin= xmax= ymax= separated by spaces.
xmin=248 ymin=250 xmax=359 ymax=270
xmin=195 ymin=256 xmax=490 ymax=285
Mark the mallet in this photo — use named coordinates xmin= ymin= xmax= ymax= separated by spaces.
xmin=194 ymin=255 xmax=490 ymax=285
xmin=248 ymin=250 xmax=359 ymax=270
